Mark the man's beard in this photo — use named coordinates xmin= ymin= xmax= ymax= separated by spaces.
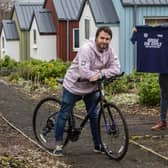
xmin=98 ymin=43 xmax=109 ymax=52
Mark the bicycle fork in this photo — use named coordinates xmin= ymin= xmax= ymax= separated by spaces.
xmin=102 ymin=105 xmax=118 ymax=135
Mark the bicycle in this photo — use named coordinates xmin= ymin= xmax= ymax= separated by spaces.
xmin=33 ymin=73 xmax=129 ymax=160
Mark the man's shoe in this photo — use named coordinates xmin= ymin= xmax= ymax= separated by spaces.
xmin=53 ymin=145 xmax=63 ymax=157
xmin=93 ymin=145 xmax=106 ymax=154
xmin=151 ymin=121 xmax=167 ymax=131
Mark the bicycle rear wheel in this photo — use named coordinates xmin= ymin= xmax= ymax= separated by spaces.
xmin=99 ymin=103 xmax=129 ymax=160
xmin=33 ymin=97 xmax=69 ymax=152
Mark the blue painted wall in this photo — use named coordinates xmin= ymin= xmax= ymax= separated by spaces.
xmin=112 ymin=0 xmax=168 ymax=73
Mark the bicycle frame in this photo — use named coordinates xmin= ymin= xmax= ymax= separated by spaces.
xmin=72 ymin=80 xmax=108 ymax=131
xmin=33 ymin=72 xmax=129 ymax=160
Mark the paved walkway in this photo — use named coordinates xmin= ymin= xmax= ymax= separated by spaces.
xmin=0 ymin=81 xmax=167 ymax=168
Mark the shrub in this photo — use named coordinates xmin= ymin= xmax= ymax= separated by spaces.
xmin=1 ymin=55 xmax=17 ymax=70
xmin=105 ymin=72 xmax=139 ymax=94
xmin=8 ymin=73 xmax=20 ymax=82
xmin=44 ymin=77 xmax=57 ymax=91
xmin=138 ymin=73 xmax=160 ymax=106
xmin=0 ymin=57 xmax=161 ymax=106
xmin=105 ymin=76 xmax=129 ymax=94
xmin=16 ymin=59 xmax=70 ymax=83
xmin=0 ymin=59 xmax=2 ymax=69
xmin=17 ymin=61 xmax=33 ymax=80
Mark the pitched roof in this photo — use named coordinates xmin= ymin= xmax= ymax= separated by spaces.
xmin=121 ymin=0 xmax=168 ymax=6
xmin=34 ymin=9 xmax=56 ymax=34
xmin=2 ymin=20 xmax=19 ymax=40
xmin=79 ymin=0 xmax=119 ymax=24
xmin=14 ymin=2 xmax=43 ymax=30
xmin=53 ymin=0 xmax=83 ymax=20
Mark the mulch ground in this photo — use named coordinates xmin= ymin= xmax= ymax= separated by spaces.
xmin=0 ymin=117 xmax=70 ymax=168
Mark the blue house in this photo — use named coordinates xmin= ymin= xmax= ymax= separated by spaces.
xmin=112 ymin=0 xmax=168 ymax=73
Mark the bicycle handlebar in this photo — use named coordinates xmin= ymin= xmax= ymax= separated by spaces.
xmin=56 ymin=72 xmax=124 ymax=85
xmin=77 ymin=72 xmax=125 ymax=83
xmin=101 ymin=72 xmax=124 ymax=83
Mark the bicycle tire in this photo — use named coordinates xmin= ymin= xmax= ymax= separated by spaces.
xmin=32 ymin=97 xmax=70 ymax=152
xmin=99 ymin=102 xmax=129 ymax=160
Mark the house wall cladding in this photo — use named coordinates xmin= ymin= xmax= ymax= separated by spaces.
xmin=112 ymin=1 xmax=134 ymax=73
xmin=56 ymin=21 xmax=78 ymax=61
xmin=45 ymin=0 xmax=66 ymax=61
xmin=57 ymin=22 xmax=67 ymax=60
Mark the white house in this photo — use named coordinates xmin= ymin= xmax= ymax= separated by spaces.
xmin=0 ymin=20 xmax=20 ymax=61
xmin=30 ymin=9 xmax=56 ymax=61
xmin=79 ymin=0 xmax=120 ymax=56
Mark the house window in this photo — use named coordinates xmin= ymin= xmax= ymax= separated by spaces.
xmin=145 ymin=17 xmax=168 ymax=26
xmin=85 ymin=19 xmax=90 ymax=39
xmin=33 ymin=29 xmax=37 ymax=44
xmin=73 ymin=28 xmax=79 ymax=50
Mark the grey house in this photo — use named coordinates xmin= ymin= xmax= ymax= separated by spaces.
xmin=0 ymin=20 xmax=19 ymax=61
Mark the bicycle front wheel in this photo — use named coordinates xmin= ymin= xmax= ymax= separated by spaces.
xmin=33 ymin=97 xmax=69 ymax=152
xmin=99 ymin=103 xmax=129 ymax=160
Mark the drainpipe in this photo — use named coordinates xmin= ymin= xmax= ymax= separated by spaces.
xmin=133 ymin=2 xmax=137 ymax=27
xmin=133 ymin=1 xmax=137 ymax=70
xmin=66 ymin=20 xmax=70 ymax=61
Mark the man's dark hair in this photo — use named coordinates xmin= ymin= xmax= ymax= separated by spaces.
xmin=95 ymin=26 xmax=112 ymax=39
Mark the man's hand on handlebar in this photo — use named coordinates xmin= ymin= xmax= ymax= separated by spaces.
xmin=78 ymin=72 xmax=124 ymax=83
xmin=89 ymin=72 xmax=102 ymax=82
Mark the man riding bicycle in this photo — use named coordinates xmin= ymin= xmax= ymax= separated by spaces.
xmin=53 ymin=26 xmax=121 ymax=156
